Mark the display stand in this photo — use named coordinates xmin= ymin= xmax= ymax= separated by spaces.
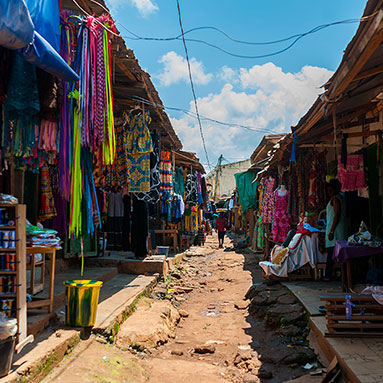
xmin=0 ymin=204 xmax=33 ymax=353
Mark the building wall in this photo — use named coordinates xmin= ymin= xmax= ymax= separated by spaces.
xmin=207 ymin=159 xmax=251 ymax=200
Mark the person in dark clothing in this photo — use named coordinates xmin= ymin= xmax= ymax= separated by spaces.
xmin=215 ymin=213 xmax=227 ymax=248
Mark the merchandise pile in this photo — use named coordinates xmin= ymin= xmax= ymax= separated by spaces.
xmin=26 ymin=224 xmax=62 ymax=249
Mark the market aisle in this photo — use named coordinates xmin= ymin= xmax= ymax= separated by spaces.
xmin=42 ymin=234 xmax=319 ymax=383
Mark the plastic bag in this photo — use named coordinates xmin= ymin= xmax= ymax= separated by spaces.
xmin=0 ymin=313 xmax=17 ymax=340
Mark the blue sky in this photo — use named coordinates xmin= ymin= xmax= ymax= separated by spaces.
xmin=106 ymin=0 xmax=366 ymax=168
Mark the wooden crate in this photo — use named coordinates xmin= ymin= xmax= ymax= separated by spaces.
xmin=320 ymin=294 xmax=383 ymax=337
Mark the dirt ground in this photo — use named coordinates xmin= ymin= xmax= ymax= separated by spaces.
xmin=42 ymin=233 xmax=323 ymax=383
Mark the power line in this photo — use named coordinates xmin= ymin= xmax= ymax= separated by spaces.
xmin=130 ymin=95 xmax=282 ymax=135
xmin=117 ymin=14 xmax=378 ymax=59
xmin=175 ymin=0 xmax=212 ymax=171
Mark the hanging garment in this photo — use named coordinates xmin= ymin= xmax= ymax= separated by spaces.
xmin=133 ymin=130 xmax=161 ymax=204
xmin=337 ymin=155 xmax=367 ymax=192
xmin=107 ymin=192 xmax=124 ymax=251
xmin=126 ymin=111 xmax=153 ymax=192
xmin=173 ymin=167 xmax=185 ymax=196
xmin=0 ymin=47 xmax=13 ymax=104
xmin=197 ymin=172 xmax=204 ymax=204
xmin=262 ymin=177 xmax=276 ymax=223
xmin=272 ymin=190 xmax=291 ymax=243
xmin=234 ymin=171 xmax=258 ymax=212
xmin=39 ymin=162 xmax=57 ymax=222
xmin=131 ymin=198 xmax=148 ymax=258
xmin=185 ymin=172 xmax=199 ymax=205
xmin=159 ymin=151 xmax=173 ymax=192
xmin=123 ymin=194 xmax=131 ymax=251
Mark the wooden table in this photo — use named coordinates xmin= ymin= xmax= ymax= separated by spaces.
xmin=26 ymin=247 xmax=56 ymax=313
xmin=333 ymin=241 xmax=383 ymax=292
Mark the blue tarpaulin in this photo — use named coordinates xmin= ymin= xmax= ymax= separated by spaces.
xmin=0 ymin=0 xmax=34 ymax=49
xmin=0 ymin=0 xmax=78 ymax=82
xmin=25 ymin=0 xmax=60 ymax=52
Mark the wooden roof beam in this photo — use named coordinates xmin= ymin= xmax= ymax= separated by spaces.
xmin=351 ymin=65 xmax=383 ymax=83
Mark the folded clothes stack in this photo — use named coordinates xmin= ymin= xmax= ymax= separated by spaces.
xmin=26 ymin=225 xmax=62 ymax=249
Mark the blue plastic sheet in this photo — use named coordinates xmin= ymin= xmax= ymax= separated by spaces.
xmin=19 ymin=31 xmax=79 ymax=83
xmin=25 ymin=0 xmax=60 ymax=52
xmin=0 ymin=0 xmax=34 ymax=49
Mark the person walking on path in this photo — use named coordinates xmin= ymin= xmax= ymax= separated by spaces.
xmin=216 ymin=213 xmax=227 ymax=248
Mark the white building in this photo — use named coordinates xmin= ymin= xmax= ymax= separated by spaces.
xmin=206 ymin=159 xmax=251 ymax=201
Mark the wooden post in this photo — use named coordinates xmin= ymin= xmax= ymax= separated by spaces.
xmin=332 ymin=107 xmax=338 ymax=159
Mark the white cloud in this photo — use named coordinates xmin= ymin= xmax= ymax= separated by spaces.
xmin=171 ymin=63 xmax=333 ymax=164
xmin=157 ymin=51 xmax=213 ymax=86
xmin=106 ymin=0 xmax=158 ymax=17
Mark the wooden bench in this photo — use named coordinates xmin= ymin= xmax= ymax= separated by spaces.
xmin=320 ymin=294 xmax=383 ymax=338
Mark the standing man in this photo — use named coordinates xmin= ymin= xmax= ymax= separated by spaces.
xmin=216 ymin=213 xmax=227 ymax=248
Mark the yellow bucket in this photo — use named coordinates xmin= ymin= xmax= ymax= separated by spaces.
xmin=63 ymin=280 xmax=103 ymax=327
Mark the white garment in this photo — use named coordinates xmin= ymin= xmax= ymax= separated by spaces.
xmin=259 ymin=233 xmax=325 ymax=278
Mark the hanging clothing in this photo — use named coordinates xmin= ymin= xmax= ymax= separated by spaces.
xmin=126 ymin=111 xmax=153 ymax=193
xmin=131 ymin=198 xmax=148 ymax=258
xmin=39 ymin=162 xmax=57 ymax=222
xmin=122 ymin=194 xmax=131 ymax=251
xmin=0 ymin=47 xmax=13 ymax=104
xmin=174 ymin=167 xmax=185 ymax=196
xmin=272 ymin=190 xmax=291 ymax=243
xmin=325 ymin=194 xmax=347 ymax=248
xmin=337 ymin=155 xmax=367 ymax=192
xmin=133 ymin=130 xmax=161 ymax=204
xmin=159 ymin=151 xmax=173 ymax=192
xmin=107 ymin=192 xmax=124 ymax=251
xmin=262 ymin=177 xmax=276 ymax=223
xmin=234 ymin=171 xmax=258 ymax=212
xmin=185 ymin=172 xmax=198 ymax=205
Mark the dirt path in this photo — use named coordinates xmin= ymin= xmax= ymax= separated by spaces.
xmin=42 ymin=234 xmax=320 ymax=383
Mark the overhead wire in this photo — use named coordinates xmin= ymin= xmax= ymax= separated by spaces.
xmin=76 ymin=0 xmax=379 ymax=60
xmin=175 ymin=0 xmax=212 ymax=170
xmin=130 ymin=95 xmax=281 ymax=135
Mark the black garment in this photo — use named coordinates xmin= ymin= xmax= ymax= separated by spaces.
xmin=123 ymin=194 xmax=131 ymax=251
xmin=325 ymin=246 xmax=334 ymax=278
xmin=0 ymin=47 xmax=13 ymax=104
xmin=218 ymin=231 xmax=225 ymax=241
xmin=131 ymin=198 xmax=148 ymax=258
xmin=107 ymin=193 xmax=124 ymax=251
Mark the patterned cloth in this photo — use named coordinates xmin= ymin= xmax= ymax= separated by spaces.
xmin=185 ymin=172 xmax=198 ymax=205
xmin=159 ymin=151 xmax=173 ymax=192
xmin=272 ymin=190 xmax=291 ymax=243
xmin=262 ymin=177 xmax=276 ymax=223
xmin=337 ymin=154 xmax=367 ymax=192
xmin=39 ymin=162 xmax=57 ymax=222
xmin=133 ymin=131 xmax=161 ymax=204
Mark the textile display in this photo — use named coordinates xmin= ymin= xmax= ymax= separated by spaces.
xmin=234 ymin=171 xmax=258 ymax=212
xmin=107 ymin=192 xmax=124 ymax=251
xmin=125 ymin=111 xmax=153 ymax=192
xmin=262 ymin=177 xmax=275 ymax=223
xmin=185 ymin=172 xmax=198 ymax=205
xmin=272 ymin=190 xmax=291 ymax=243
xmin=133 ymin=130 xmax=161 ymax=204
xmin=38 ymin=162 xmax=56 ymax=222
xmin=259 ymin=233 xmax=325 ymax=277
xmin=337 ymin=155 xmax=367 ymax=192
xmin=160 ymin=151 xmax=173 ymax=192
xmin=131 ymin=198 xmax=148 ymax=258
xmin=173 ymin=167 xmax=185 ymax=196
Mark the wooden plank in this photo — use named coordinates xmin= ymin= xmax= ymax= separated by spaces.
xmin=330 ymin=323 xmax=383 ymax=329
xmin=351 ymin=65 xmax=383 ymax=82
xmin=327 ymin=315 xmax=383 ymax=321
xmin=325 ymin=332 xmax=383 ymax=338
xmin=16 ymin=204 xmax=27 ymax=345
xmin=114 ymin=55 xmax=139 ymax=83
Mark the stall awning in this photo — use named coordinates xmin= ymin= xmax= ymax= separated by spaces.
xmin=0 ymin=0 xmax=79 ymax=82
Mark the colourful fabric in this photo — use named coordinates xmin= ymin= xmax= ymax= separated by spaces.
xmin=337 ymin=155 xmax=367 ymax=192
xmin=160 ymin=151 xmax=173 ymax=192
xmin=272 ymin=190 xmax=291 ymax=242
xmin=125 ymin=111 xmax=153 ymax=193
xmin=39 ymin=162 xmax=57 ymax=222
xmin=234 ymin=171 xmax=258 ymax=212
xmin=262 ymin=177 xmax=276 ymax=223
